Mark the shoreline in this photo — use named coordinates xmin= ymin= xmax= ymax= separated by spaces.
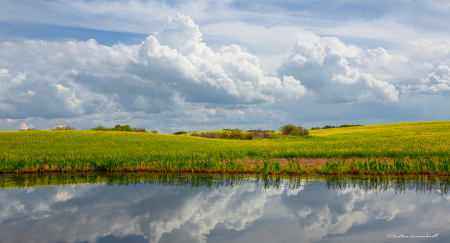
xmin=1 ymin=172 xmax=449 ymax=195
xmin=1 ymin=157 xmax=449 ymax=176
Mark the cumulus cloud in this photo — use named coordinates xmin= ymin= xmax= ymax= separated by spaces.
xmin=19 ymin=123 xmax=33 ymax=130
xmin=403 ymin=65 xmax=450 ymax=95
xmin=353 ymin=48 xmax=409 ymax=80
xmin=1 ymin=14 xmax=427 ymax=131
xmin=278 ymin=42 xmax=399 ymax=103
xmin=201 ymin=22 xmax=362 ymax=74
xmin=0 ymin=14 xmax=309 ymax=122
xmin=420 ymin=65 xmax=450 ymax=94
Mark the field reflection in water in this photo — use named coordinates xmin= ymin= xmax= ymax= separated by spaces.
xmin=0 ymin=173 xmax=449 ymax=243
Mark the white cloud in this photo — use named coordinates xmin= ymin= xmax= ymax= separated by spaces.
xmin=345 ymin=47 xmax=435 ymax=85
xmin=278 ymin=42 xmax=399 ymax=103
xmin=3 ymin=11 xmax=448 ymax=131
xmin=0 ymin=182 xmax=286 ymax=243
xmin=404 ymin=65 xmax=450 ymax=95
xmin=201 ymin=22 xmax=362 ymax=74
xmin=0 ymin=14 xmax=309 ymax=122
xmin=357 ymin=48 xmax=408 ymax=70
xmin=54 ymin=186 xmax=76 ymax=202
xmin=315 ymin=18 xmax=440 ymax=44
xmin=420 ymin=65 xmax=450 ymax=94
xmin=19 ymin=123 xmax=30 ymax=130
xmin=2 ymin=179 xmax=450 ymax=243
xmin=408 ymin=38 xmax=450 ymax=62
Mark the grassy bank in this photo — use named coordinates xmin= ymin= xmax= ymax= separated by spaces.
xmin=1 ymin=121 xmax=450 ymax=175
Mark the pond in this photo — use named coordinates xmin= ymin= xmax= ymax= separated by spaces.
xmin=0 ymin=173 xmax=449 ymax=243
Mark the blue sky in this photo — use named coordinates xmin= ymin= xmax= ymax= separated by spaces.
xmin=1 ymin=0 xmax=450 ymax=132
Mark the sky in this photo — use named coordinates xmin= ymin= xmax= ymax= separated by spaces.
xmin=0 ymin=0 xmax=450 ymax=133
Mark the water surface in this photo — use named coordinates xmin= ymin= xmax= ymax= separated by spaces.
xmin=0 ymin=173 xmax=449 ymax=243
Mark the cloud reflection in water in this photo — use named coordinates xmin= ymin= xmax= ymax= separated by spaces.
xmin=0 ymin=177 xmax=449 ymax=243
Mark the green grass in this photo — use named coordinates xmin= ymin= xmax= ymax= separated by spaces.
xmin=1 ymin=121 xmax=450 ymax=174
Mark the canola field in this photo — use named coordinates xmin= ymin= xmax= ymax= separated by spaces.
xmin=1 ymin=121 xmax=450 ymax=174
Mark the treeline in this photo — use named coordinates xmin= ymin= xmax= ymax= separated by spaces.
xmin=91 ymin=125 xmax=157 ymax=133
xmin=311 ymin=124 xmax=363 ymax=130
xmin=176 ymin=124 xmax=309 ymax=140
xmin=20 ymin=125 xmax=158 ymax=133
xmin=19 ymin=123 xmax=362 ymax=137
xmin=190 ymin=129 xmax=254 ymax=140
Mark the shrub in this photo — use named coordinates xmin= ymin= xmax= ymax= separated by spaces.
xmin=250 ymin=129 xmax=271 ymax=138
xmin=150 ymin=130 xmax=159 ymax=134
xmin=114 ymin=124 xmax=133 ymax=132
xmin=198 ymin=132 xmax=220 ymax=139
xmin=243 ymin=132 xmax=254 ymax=140
xmin=338 ymin=124 xmax=363 ymax=128
xmin=280 ymin=124 xmax=297 ymax=135
xmin=280 ymin=124 xmax=309 ymax=136
xmin=229 ymin=128 xmax=244 ymax=139
xmin=219 ymin=133 xmax=229 ymax=139
xmin=92 ymin=125 xmax=110 ymax=131
xmin=174 ymin=131 xmax=187 ymax=135
xmin=191 ymin=129 xmax=254 ymax=140
xmin=92 ymin=125 xmax=140 ymax=132
xmin=132 ymin=127 xmax=147 ymax=132
xmin=294 ymin=127 xmax=309 ymax=136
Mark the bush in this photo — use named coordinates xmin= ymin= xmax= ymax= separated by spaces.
xmin=198 ymin=132 xmax=220 ymax=139
xmin=229 ymin=128 xmax=244 ymax=139
xmin=191 ymin=129 xmax=253 ymax=140
xmin=114 ymin=124 xmax=132 ymax=132
xmin=250 ymin=129 xmax=271 ymax=138
xmin=243 ymin=132 xmax=254 ymax=140
xmin=294 ymin=127 xmax=309 ymax=136
xmin=91 ymin=125 xmax=142 ymax=132
xmin=338 ymin=124 xmax=363 ymax=128
xmin=92 ymin=125 xmax=110 ymax=131
xmin=150 ymin=130 xmax=159 ymax=134
xmin=280 ymin=124 xmax=309 ymax=136
xmin=280 ymin=124 xmax=296 ymax=135
xmin=219 ymin=133 xmax=229 ymax=139
xmin=174 ymin=131 xmax=187 ymax=135
xmin=132 ymin=127 xmax=147 ymax=132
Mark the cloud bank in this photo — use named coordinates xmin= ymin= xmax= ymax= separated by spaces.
xmin=1 ymin=13 xmax=449 ymax=132
xmin=0 ymin=14 xmax=309 ymax=121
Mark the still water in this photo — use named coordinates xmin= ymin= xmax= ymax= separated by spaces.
xmin=0 ymin=173 xmax=449 ymax=243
